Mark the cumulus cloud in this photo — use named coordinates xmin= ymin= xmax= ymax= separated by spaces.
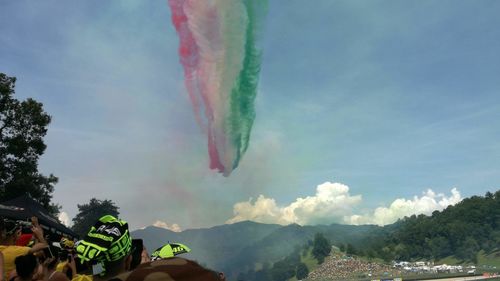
xmin=348 ymin=188 xmax=462 ymax=226
xmin=58 ymin=211 xmax=71 ymax=227
xmin=152 ymin=220 xmax=182 ymax=232
xmin=226 ymin=182 xmax=362 ymax=225
xmin=226 ymin=182 xmax=463 ymax=226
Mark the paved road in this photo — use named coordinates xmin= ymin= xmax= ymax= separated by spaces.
xmin=425 ymin=276 xmax=497 ymax=281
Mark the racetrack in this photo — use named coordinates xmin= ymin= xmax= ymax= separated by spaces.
xmin=424 ymin=275 xmax=499 ymax=281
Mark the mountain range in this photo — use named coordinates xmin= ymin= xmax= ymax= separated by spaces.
xmin=131 ymin=221 xmax=381 ymax=275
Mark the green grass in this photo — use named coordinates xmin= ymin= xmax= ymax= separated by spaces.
xmin=357 ymin=255 xmax=386 ymax=265
xmin=477 ymin=249 xmax=500 ymax=270
xmin=302 ymin=248 xmax=320 ymax=271
xmin=436 ymin=250 xmax=500 ymax=272
xmin=437 ymin=255 xmax=462 ymax=265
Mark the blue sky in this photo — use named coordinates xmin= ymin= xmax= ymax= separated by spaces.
xmin=1 ymin=0 xmax=499 ymax=230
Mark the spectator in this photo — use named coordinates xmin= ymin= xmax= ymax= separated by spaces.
xmin=56 ymin=241 xmax=76 ymax=279
xmin=140 ymin=247 xmax=150 ymax=265
xmin=109 ymin=258 xmax=226 ymax=281
xmin=43 ymin=248 xmax=75 ymax=281
xmin=0 ymin=252 xmax=4 ymax=281
xmin=75 ymin=215 xmax=133 ymax=281
xmin=13 ymin=254 xmax=38 ymax=281
xmin=0 ymin=218 xmax=48 ymax=279
xmin=73 ymin=215 xmax=227 ymax=281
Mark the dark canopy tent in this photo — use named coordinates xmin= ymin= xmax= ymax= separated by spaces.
xmin=0 ymin=195 xmax=78 ymax=239
xmin=0 ymin=203 xmax=27 ymax=219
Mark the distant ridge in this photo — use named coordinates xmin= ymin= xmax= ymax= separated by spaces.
xmin=131 ymin=220 xmax=380 ymax=275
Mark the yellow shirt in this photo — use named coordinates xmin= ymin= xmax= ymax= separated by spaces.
xmin=72 ymin=274 xmax=93 ymax=281
xmin=0 ymin=245 xmax=30 ymax=278
xmin=56 ymin=261 xmax=68 ymax=272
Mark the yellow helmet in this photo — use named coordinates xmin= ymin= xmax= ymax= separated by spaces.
xmin=60 ymin=237 xmax=75 ymax=249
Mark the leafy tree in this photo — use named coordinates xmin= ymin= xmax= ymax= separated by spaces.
xmin=312 ymin=233 xmax=331 ymax=264
xmin=457 ymin=237 xmax=479 ymax=263
xmin=367 ymin=249 xmax=376 ymax=260
xmin=380 ymin=246 xmax=394 ymax=263
xmin=393 ymin=243 xmax=410 ymax=260
xmin=270 ymin=260 xmax=295 ymax=281
xmin=346 ymin=243 xmax=358 ymax=256
xmin=71 ymin=198 xmax=120 ymax=237
xmin=0 ymin=73 xmax=59 ymax=214
xmin=339 ymin=243 xmax=346 ymax=252
xmin=429 ymin=236 xmax=451 ymax=259
xmin=295 ymin=262 xmax=309 ymax=280
xmin=285 ymin=251 xmax=301 ymax=265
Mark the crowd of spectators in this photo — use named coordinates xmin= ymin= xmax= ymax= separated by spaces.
xmin=0 ymin=215 xmax=225 ymax=281
xmin=307 ymin=253 xmax=397 ymax=280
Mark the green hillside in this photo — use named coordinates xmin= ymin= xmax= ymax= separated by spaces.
xmin=437 ymin=250 xmax=500 ymax=270
xmin=363 ymin=190 xmax=500 ymax=263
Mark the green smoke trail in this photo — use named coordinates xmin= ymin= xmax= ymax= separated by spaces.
xmin=228 ymin=0 xmax=268 ymax=170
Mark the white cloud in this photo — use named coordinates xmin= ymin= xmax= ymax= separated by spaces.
xmin=348 ymin=188 xmax=462 ymax=226
xmin=58 ymin=211 xmax=71 ymax=227
xmin=226 ymin=182 xmax=362 ymax=225
xmin=152 ymin=220 xmax=182 ymax=232
xmin=227 ymin=181 xmax=463 ymax=226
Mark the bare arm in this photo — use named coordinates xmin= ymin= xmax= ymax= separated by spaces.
xmin=0 ymin=252 xmax=4 ymax=281
xmin=28 ymin=217 xmax=48 ymax=255
xmin=67 ymin=254 xmax=77 ymax=280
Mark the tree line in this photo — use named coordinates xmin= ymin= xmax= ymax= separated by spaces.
xmin=363 ymin=190 xmax=500 ymax=263
xmin=236 ymin=233 xmax=331 ymax=281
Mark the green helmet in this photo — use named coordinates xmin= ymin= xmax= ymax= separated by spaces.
xmin=76 ymin=215 xmax=132 ymax=264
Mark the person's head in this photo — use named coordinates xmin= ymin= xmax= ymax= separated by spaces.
xmin=76 ymin=215 xmax=132 ymax=278
xmin=61 ymin=237 xmax=75 ymax=249
xmin=141 ymin=247 xmax=150 ymax=264
xmin=15 ymin=254 xmax=38 ymax=280
xmin=1 ymin=219 xmax=21 ymax=244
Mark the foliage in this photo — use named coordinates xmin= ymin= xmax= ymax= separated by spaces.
xmin=295 ymin=262 xmax=309 ymax=280
xmin=365 ymin=190 xmax=500 ymax=263
xmin=270 ymin=259 xmax=296 ymax=281
xmin=0 ymin=73 xmax=59 ymax=215
xmin=339 ymin=243 xmax=345 ymax=252
xmin=71 ymin=198 xmax=120 ymax=237
xmin=235 ymin=241 xmax=315 ymax=281
xmin=346 ymin=243 xmax=358 ymax=256
xmin=312 ymin=233 xmax=331 ymax=264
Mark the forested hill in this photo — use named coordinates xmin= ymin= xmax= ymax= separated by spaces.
xmin=367 ymin=190 xmax=500 ymax=262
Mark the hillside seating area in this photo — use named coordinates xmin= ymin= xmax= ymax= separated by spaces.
xmin=307 ymin=253 xmax=396 ymax=280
